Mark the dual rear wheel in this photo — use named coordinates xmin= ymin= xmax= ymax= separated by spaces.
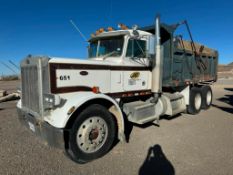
xmin=187 ymin=86 xmax=212 ymax=115
xmin=201 ymin=86 xmax=213 ymax=109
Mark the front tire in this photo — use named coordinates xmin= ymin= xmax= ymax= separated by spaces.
xmin=187 ymin=87 xmax=202 ymax=115
xmin=67 ymin=104 xmax=116 ymax=163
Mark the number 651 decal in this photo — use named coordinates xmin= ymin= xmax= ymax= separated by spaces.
xmin=59 ymin=75 xmax=70 ymax=80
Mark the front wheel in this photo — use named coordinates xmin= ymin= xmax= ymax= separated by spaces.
xmin=67 ymin=104 xmax=116 ymax=163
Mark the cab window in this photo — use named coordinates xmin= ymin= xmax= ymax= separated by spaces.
xmin=126 ymin=39 xmax=146 ymax=58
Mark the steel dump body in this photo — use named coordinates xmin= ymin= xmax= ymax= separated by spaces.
xmin=140 ymin=24 xmax=218 ymax=88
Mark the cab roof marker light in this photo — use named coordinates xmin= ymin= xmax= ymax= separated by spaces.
xmin=96 ymin=30 xmax=100 ymax=35
xmin=107 ymin=27 xmax=114 ymax=31
xmin=95 ymin=28 xmax=105 ymax=35
xmin=99 ymin=28 xmax=105 ymax=33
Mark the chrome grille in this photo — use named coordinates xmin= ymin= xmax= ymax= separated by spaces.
xmin=21 ymin=65 xmax=40 ymax=114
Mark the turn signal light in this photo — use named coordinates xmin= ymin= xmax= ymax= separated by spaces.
xmin=67 ymin=106 xmax=76 ymax=115
xmin=92 ymin=86 xmax=100 ymax=93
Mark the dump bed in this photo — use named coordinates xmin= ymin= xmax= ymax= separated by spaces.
xmin=140 ymin=24 xmax=218 ymax=88
xmin=161 ymin=38 xmax=218 ymax=88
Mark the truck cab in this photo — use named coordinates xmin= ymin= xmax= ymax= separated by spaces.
xmin=88 ymin=29 xmax=152 ymax=65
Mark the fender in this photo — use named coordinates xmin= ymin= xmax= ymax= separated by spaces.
xmin=44 ymin=92 xmax=126 ymax=142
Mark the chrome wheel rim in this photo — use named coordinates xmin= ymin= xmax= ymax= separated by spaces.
xmin=77 ymin=116 xmax=108 ymax=153
xmin=195 ymin=93 xmax=202 ymax=110
xmin=206 ymin=91 xmax=212 ymax=105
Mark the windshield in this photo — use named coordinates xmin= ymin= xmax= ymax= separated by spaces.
xmin=88 ymin=36 xmax=124 ymax=58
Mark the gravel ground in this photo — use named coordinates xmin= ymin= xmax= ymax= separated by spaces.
xmin=0 ymin=80 xmax=232 ymax=175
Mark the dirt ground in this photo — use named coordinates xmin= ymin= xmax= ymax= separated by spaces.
xmin=0 ymin=80 xmax=232 ymax=175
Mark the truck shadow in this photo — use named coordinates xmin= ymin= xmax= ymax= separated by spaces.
xmin=224 ymin=88 xmax=233 ymax=92
xmin=139 ymin=144 xmax=175 ymax=175
xmin=212 ymin=88 xmax=233 ymax=114
xmin=161 ymin=113 xmax=182 ymax=120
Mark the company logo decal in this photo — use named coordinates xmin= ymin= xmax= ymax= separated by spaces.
xmin=130 ymin=72 xmax=140 ymax=79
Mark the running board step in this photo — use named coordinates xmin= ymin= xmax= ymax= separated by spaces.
xmin=123 ymin=101 xmax=157 ymax=124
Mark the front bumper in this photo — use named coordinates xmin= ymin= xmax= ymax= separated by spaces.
xmin=17 ymin=108 xmax=64 ymax=149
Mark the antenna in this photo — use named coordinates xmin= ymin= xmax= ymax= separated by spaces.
xmin=8 ymin=60 xmax=20 ymax=70
xmin=69 ymin=19 xmax=88 ymax=42
xmin=0 ymin=61 xmax=18 ymax=74
xmin=108 ymin=0 xmax=113 ymax=22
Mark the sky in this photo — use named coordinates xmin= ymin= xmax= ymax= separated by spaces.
xmin=0 ymin=0 xmax=233 ymax=75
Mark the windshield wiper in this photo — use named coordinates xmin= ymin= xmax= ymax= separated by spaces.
xmin=102 ymin=51 xmax=119 ymax=60
xmin=131 ymin=57 xmax=147 ymax=66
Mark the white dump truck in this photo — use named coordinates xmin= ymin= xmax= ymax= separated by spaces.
xmin=17 ymin=16 xmax=218 ymax=163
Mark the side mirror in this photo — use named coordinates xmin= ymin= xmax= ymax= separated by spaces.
xmin=148 ymin=35 xmax=155 ymax=55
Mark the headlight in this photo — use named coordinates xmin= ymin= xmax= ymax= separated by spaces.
xmin=44 ymin=93 xmax=65 ymax=109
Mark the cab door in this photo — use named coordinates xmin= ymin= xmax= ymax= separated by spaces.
xmin=123 ymin=38 xmax=150 ymax=91
xmin=123 ymin=70 xmax=150 ymax=91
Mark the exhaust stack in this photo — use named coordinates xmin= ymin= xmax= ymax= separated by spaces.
xmin=152 ymin=15 xmax=164 ymax=98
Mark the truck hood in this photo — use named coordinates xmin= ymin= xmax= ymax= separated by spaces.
xmin=49 ymin=57 xmax=123 ymax=66
xmin=48 ymin=56 xmax=149 ymax=67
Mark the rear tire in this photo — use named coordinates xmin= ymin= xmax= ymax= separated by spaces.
xmin=66 ymin=104 xmax=116 ymax=163
xmin=201 ymin=86 xmax=212 ymax=109
xmin=187 ymin=87 xmax=202 ymax=115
